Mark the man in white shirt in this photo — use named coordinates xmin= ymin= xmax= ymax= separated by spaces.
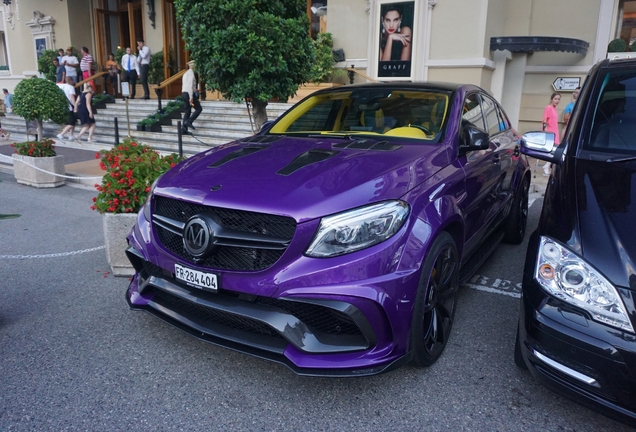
xmin=136 ymin=39 xmax=151 ymax=99
xmin=61 ymin=47 xmax=79 ymax=81
xmin=120 ymin=47 xmax=139 ymax=99
xmin=56 ymin=77 xmax=78 ymax=141
xmin=181 ymin=60 xmax=202 ymax=134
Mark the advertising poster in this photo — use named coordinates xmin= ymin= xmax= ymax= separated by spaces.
xmin=378 ymin=1 xmax=414 ymax=78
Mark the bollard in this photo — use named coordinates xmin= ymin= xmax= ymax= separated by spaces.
xmin=114 ymin=117 xmax=120 ymax=144
xmin=177 ymin=121 xmax=183 ymax=159
xmin=155 ymin=87 xmax=163 ymax=112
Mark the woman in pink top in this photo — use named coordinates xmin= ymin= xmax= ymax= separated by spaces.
xmin=542 ymin=92 xmax=561 ymax=144
xmin=541 ymin=92 xmax=561 ymax=175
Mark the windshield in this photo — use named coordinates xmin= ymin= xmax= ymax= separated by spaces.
xmin=587 ymin=68 xmax=636 ymax=155
xmin=269 ymin=88 xmax=451 ymax=142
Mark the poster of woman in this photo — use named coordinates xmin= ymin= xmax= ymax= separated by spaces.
xmin=378 ymin=1 xmax=415 ymax=78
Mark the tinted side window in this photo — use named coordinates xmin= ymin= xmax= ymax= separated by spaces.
xmin=588 ymin=69 xmax=636 ymax=153
xmin=462 ymin=94 xmax=485 ymax=131
xmin=481 ymin=95 xmax=501 ymax=136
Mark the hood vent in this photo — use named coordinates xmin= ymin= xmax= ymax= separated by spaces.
xmin=277 ymin=149 xmax=341 ymax=176
xmin=208 ymin=145 xmax=270 ymax=168
xmin=242 ymin=135 xmax=283 ymax=144
xmin=333 ymin=139 xmax=402 ymax=151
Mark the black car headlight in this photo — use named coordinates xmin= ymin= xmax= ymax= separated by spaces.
xmin=305 ymin=201 xmax=410 ymax=258
xmin=535 ymin=236 xmax=634 ymax=333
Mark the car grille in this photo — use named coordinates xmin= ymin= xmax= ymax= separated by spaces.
xmin=146 ymin=286 xmax=364 ymax=340
xmin=152 ymin=196 xmax=296 ymax=271
xmin=151 ymin=289 xmax=284 ymax=338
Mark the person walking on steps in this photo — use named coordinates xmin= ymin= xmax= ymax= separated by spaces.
xmin=136 ymin=39 xmax=151 ymax=99
xmin=74 ymin=83 xmax=97 ymax=143
xmin=181 ymin=60 xmax=202 ymax=134
xmin=56 ymin=77 xmax=77 ymax=141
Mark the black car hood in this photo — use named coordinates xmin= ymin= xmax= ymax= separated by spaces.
xmin=576 ymin=158 xmax=636 ymax=289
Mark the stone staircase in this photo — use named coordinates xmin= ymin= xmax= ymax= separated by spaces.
xmin=0 ymin=99 xmax=294 ymax=155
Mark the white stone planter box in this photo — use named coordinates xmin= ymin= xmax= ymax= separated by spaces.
xmin=103 ymin=212 xmax=138 ymax=277
xmin=12 ymin=154 xmax=65 ymax=188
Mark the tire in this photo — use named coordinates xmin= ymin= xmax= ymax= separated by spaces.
xmin=514 ymin=324 xmax=528 ymax=369
xmin=410 ymin=231 xmax=460 ymax=367
xmin=503 ymin=176 xmax=530 ymax=244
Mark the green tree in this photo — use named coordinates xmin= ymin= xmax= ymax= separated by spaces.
xmin=37 ymin=49 xmax=59 ymax=82
xmin=13 ymin=77 xmax=69 ymax=140
xmin=174 ymin=0 xmax=314 ymax=128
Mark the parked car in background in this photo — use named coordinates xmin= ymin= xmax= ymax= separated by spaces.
xmin=125 ymin=82 xmax=530 ymax=376
xmin=516 ymin=57 xmax=636 ymax=426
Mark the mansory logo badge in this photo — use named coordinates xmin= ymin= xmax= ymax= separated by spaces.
xmin=183 ymin=217 xmax=211 ymax=257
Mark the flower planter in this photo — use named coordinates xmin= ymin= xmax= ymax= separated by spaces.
xmin=159 ymin=117 xmax=172 ymax=126
xmin=12 ymin=154 xmax=65 ymax=188
xmin=136 ymin=125 xmax=145 ymax=131
xmin=103 ymin=212 xmax=137 ymax=276
xmin=146 ymin=123 xmax=162 ymax=133
xmin=166 ymin=110 xmax=182 ymax=120
xmin=92 ymin=101 xmax=107 ymax=110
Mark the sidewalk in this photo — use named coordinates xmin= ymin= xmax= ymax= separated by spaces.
xmin=0 ymin=140 xmax=102 ymax=189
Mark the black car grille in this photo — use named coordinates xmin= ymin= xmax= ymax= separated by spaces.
xmin=151 ymin=289 xmax=283 ymax=338
xmin=147 ymin=286 xmax=364 ymax=340
xmin=152 ymin=196 xmax=296 ymax=271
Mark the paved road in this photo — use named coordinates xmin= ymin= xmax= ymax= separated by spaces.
xmin=0 ymin=172 xmax=630 ymax=431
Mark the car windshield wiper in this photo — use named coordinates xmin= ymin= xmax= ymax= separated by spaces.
xmin=605 ymin=155 xmax=636 ymax=163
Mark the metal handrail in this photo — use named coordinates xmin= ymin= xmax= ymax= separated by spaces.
xmin=154 ymin=68 xmax=188 ymax=111
xmin=156 ymin=68 xmax=187 ymax=90
xmin=74 ymin=71 xmax=109 ymax=88
xmin=346 ymin=67 xmax=376 ymax=84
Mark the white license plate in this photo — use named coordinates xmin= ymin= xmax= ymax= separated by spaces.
xmin=174 ymin=264 xmax=218 ymax=291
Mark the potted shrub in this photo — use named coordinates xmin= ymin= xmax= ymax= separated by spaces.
xmin=13 ymin=76 xmax=69 ymax=143
xmin=11 ymin=138 xmax=65 ymax=188
xmin=92 ymin=139 xmax=181 ymax=275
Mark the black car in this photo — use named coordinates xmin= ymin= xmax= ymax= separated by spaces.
xmin=516 ymin=57 xmax=636 ymax=426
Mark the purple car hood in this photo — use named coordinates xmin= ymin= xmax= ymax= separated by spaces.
xmin=575 ymin=158 xmax=636 ymax=289
xmin=157 ymin=136 xmax=450 ymax=222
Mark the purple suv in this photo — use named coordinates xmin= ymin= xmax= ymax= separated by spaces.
xmin=126 ymin=83 xmax=530 ymax=376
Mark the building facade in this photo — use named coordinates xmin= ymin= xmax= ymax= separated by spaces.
xmin=0 ymin=0 xmax=633 ymax=132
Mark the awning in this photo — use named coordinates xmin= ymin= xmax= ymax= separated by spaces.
xmin=490 ymin=36 xmax=589 ymax=55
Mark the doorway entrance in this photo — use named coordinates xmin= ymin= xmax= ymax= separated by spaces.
xmin=94 ymin=0 xmax=144 ymax=72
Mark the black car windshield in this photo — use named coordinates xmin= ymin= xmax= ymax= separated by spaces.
xmin=587 ymin=68 xmax=636 ymax=156
xmin=269 ymin=88 xmax=451 ymax=142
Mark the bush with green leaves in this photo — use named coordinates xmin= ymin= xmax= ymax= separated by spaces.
xmin=37 ymin=49 xmax=59 ymax=82
xmin=12 ymin=77 xmax=69 ymax=140
xmin=310 ymin=32 xmax=337 ymax=84
xmin=175 ymin=0 xmax=314 ymax=128
xmin=608 ymin=38 xmax=627 ymax=53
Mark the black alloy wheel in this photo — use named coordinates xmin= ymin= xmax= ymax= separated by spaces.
xmin=410 ymin=231 xmax=459 ymax=367
xmin=504 ymin=176 xmax=530 ymax=244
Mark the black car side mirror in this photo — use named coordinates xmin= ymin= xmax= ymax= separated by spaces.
xmin=461 ymin=124 xmax=490 ymax=151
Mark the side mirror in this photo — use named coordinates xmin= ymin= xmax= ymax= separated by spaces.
xmin=520 ymin=131 xmax=560 ymax=163
xmin=461 ymin=124 xmax=489 ymax=151
xmin=521 ymin=131 xmax=555 ymax=152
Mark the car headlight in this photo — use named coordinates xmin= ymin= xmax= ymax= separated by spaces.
xmin=141 ymin=177 xmax=161 ymax=222
xmin=305 ymin=201 xmax=410 ymax=258
xmin=535 ymin=236 xmax=634 ymax=332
